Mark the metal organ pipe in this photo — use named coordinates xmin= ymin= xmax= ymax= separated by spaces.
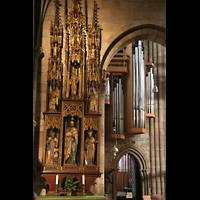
xmin=116 ymin=82 xmax=119 ymax=134
xmin=132 ymin=52 xmax=136 ymax=127
xmin=121 ymin=81 xmax=124 ymax=134
xmin=141 ymin=45 xmax=145 ymax=128
xmin=132 ymin=40 xmax=145 ymax=128
xmin=105 ymin=77 xmax=110 ymax=102
xmin=119 ymin=78 xmax=123 ymax=134
xmin=135 ymin=45 xmax=139 ymax=127
xmin=150 ymin=68 xmax=154 ymax=114
xmin=119 ymin=81 xmax=121 ymax=134
xmin=112 ymin=77 xmax=124 ymax=135
xmin=146 ymin=66 xmax=155 ymax=114
xmin=113 ymin=86 xmax=116 ymax=130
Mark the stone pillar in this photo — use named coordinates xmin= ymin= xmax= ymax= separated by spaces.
xmin=90 ymin=92 xmax=105 ymax=195
xmin=98 ymin=92 xmax=105 ymax=195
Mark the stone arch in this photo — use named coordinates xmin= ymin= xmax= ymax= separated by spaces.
xmin=109 ymin=144 xmax=150 ymax=200
xmin=101 ymin=23 xmax=166 ymax=70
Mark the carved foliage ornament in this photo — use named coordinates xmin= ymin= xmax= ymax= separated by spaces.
xmin=84 ymin=117 xmax=98 ymax=130
xmin=63 ymin=102 xmax=83 ymax=118
xmin=46 ymin=116 xmax=61 ymax=129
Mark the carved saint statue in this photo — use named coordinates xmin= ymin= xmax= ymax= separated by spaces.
xmin=49 ymin=90 xmax=59 ymax=110
xmin=88 ymin=89 xmax=98 ymax=111
xmin=84 ymin=130 xmax=98 ymax=165
xmin=69 ymin=74 xmax=79 ymax=95
xmin=46 ymin=130 xmax=59 ymax=164
xmin=64 ymin=119 xmax=78 ymax=164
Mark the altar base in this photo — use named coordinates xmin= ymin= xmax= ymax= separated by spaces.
xmin=38 ymin=196 xmax=106 ymax=200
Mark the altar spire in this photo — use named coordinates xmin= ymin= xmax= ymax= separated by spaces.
xmin=47 ymin=0 xmax=63 ymax=111
xmin=54 ymin=0 xmax=61 ymax=28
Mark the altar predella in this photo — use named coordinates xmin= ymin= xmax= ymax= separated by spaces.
xmin=41 ymin=0 xmax=106 ymax=196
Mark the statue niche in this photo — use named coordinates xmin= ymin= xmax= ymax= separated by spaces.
xmin=87 ymin=88 xmax=98 ymax=113
xmin=67 ymin=67 xmax=80 ymax=100
xmin=69 ymin=72 xmax=79 ymax=95
xmin=45 ymin=128 xmax=59 ymax=165
xmin=64 ymin=117 xmax=79 ymax=165
xmin=84 ymin=130 xmax=98 ymax=165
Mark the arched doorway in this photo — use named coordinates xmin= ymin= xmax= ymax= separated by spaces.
xmin=117 ymin=153 xmax=142 ymax=200
xmin=109 ymin=144 xmax=150 ymax=200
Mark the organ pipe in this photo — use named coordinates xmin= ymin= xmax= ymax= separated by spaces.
xmin=146 ymin=65 xmax=155 ymax=114
xmin=132 ymin=40 xmax=145 ymax=128
xmin=105 ymin=77 xmax=110 ymax=102
xmin=113 ymin=76 xmax=124 ymax=134
xmin=133 ymin=52 xmax=136 ymax=127
xmin=135 ymin=45 xmax=139 ymax=127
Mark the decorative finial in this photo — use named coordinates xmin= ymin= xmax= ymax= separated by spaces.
xmin=54 ymin=0 xmax=61 ymax=28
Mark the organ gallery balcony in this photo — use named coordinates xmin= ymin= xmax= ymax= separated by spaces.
xmin=107 ymin=51 xmax=130 ymax=73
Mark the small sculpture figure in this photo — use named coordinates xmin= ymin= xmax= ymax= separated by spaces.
xmin=54 ymin=142 xmax=59 ymax=159
xmin=53 ymin=43 xmax=58 ymax=57
xmin=46 ymin=130 xmax=58 ymax=164
xmin=84 ymin=130 xmax=98 ymax=165
xmin=49 ymin=90 xmax=59 ymax=110
xmin=69 ymin=73 xmax=79 ymax=95
xmin=64 ymin=118 xmax=79 ymax=164
xmin=88 ymin=88 xmax=98 ymax=112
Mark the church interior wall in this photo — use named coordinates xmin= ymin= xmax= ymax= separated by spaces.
xmin=33 ymin=0 xmax=166 ymax=198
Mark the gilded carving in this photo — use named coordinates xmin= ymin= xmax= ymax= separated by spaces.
xmin=46 ymin=129 xmax=59 ymax=164
xmin=49 ymin=89 xmax=59 ymax=110
xmin=69 ymin=70 xmax=79 ymax=95
xmin=47 ymin=0 xmax=63 ymax=111
xmin=46 ymin=116 xmax=61 ymax=129
xmin=86 ymin=1 xmax=102 ymax=90
xmin=43 ymin=0 xmax=104 ymax=175
xmin=87 ymin=88 xmax=98 ymax=112
xmin=63 ymin=102 xmax=83 ymax=118
xmin=84 ymin=117 xmax=98 ymax=130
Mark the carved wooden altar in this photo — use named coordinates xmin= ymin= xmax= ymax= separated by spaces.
xmin=41 ymin=0 xmax=105 ymax=196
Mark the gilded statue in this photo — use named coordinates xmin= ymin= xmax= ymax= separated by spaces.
xmin=69 ymin=73 xmax=79 ymax=95
xmin=53 ymin=43 xmax=58 ymax=57
xmin=88 ymin=88 xmax=98 ymax=111
xmin=64 ymin=119 xmax=78 ymax=164
xmin=71 ymin=27 xmax=82 ymax=47
xmin=49 ymin=90 xmax=59 ymax=110
xmin=46 ymin=130 xmax=59 ymax=164
xmin=84 ymin=130 xmax=98 ymax=165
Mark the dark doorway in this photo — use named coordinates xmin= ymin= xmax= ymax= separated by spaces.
xmin=117 ymin=153 xmax=142 ymax=200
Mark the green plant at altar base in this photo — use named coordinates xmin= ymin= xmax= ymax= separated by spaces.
xmin=58 ymin=175 xmax=80 ymax=196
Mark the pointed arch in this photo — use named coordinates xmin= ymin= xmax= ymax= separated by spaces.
xmin=109 ymin=144 xmax=150 ymax=199
xmin=101 ymin=24 xmax=166 ymax=70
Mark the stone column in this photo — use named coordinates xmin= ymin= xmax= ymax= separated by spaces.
xmin=98 ymin=92 xmax=105 ymax=195
xmin=90 ymin=92 xmax=105 ymax=195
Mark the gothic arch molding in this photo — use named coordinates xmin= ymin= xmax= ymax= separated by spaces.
xmin=114 ymin=144 xmax=150 ymax=171
xmin=110 ymin=144 xmax=150 ymax=199
xmin=101 ymin=23 xmax=166 ymax=70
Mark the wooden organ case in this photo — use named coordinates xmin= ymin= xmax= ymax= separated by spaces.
xmin=41 ymin=0 xmax=105 ymax=196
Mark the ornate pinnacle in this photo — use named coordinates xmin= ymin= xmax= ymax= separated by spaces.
xmin=92 ymin=1 xmax=100 ymax=29
xmin=54 ymin=0 xmax=61 ymax=28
